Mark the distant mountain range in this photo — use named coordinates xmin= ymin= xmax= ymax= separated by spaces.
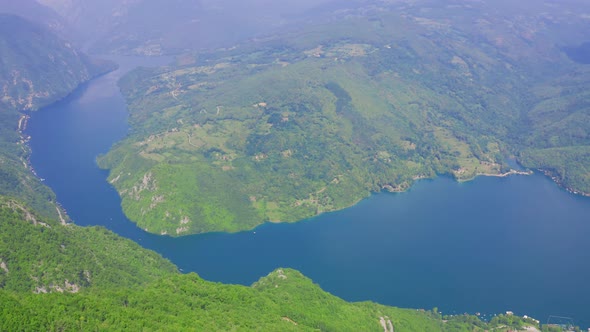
xmin=0 ymin=14 xmax=113 ymax=112
xmin=28 ymin=0 xmax=339 ymax=54
xmin=0 ymin=0 xmax=66 ymax=36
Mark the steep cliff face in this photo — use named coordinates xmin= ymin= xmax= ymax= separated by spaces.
xmin=0 ymin=14 xmax=113 ymax=112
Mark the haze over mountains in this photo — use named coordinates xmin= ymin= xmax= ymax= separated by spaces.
xmin=27 ymin=0 xmax=338 ymax=54
xmin=0 ymin=0 xmax=589 ymax=330
xmin=5 ymin=0 xmax=590 ymax=56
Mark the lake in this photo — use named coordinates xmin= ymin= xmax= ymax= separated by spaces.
xmin=564 ymin=42 xmax=590 ymax=64
xmin=27 ymin=57 xmax=590 ymax=327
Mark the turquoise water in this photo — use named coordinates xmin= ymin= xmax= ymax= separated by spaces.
xmin=27 ymin=58 xmax=590 ymax=327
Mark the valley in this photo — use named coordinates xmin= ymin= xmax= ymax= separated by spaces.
xmin=1 ymin=0 xmax=589 ymax=330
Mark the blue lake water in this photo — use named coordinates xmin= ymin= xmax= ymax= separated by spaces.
xmin=564 ymin=42 xmax=590 ymax=64
xmin=27 ymin=57 xmax=590 ymax=327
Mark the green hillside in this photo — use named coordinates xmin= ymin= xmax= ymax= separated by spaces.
xmin=518 ymin=67 xmax=590 ymax=195
xmin=0 ymin=197 xmax=177 ymax=293
xmin=0 ymin=198 xmax=541 ymax=331
xmin=99 ymin=2 xmax=590 ymax=236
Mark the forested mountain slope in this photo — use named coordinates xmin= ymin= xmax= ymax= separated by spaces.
xmin=0 ymin=0 xmax=67 ymax=38
xmin=0 ymin=197 xmax=177 ymax=293
xmin=99 ymin=0 xmax=590 ymax=236
xmin=0 ymin=198 xmax=541 ymax=331
xmin=0 ymin=14 xmax=112 ymax=112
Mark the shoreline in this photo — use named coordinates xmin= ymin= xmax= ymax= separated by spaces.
xmin=538 ymin=169 xmax=590 ymax=197
xmin=264 ymin=169 xmax=536 ymax=232
xmin=475 ymin=169 xmax=534 ymax=178
xmin=104 ymin=162 xmax=587 ymax=238
xmin=457 ymin=169 xmax=533 ymax=183
xmin=465 ymin=168 xmax=590 ymax=197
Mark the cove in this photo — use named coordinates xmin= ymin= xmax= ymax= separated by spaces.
xmin=27 ymin=57 xmax=590 ymax=328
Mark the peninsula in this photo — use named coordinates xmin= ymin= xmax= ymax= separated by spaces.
xmin=99 ymin=1 xmax=590 ymax=236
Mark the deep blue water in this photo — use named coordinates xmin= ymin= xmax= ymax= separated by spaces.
xmin=564 ymin=42 xmax=590 ymax=64
xmin=27 ymin=57 xmax=590 ymax=327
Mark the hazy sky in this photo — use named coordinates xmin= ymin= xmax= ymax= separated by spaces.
xmin=9 ymin=0 xmax=345 ymax=51
xmin=1 ymin=0 xmax=589 ymax=54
